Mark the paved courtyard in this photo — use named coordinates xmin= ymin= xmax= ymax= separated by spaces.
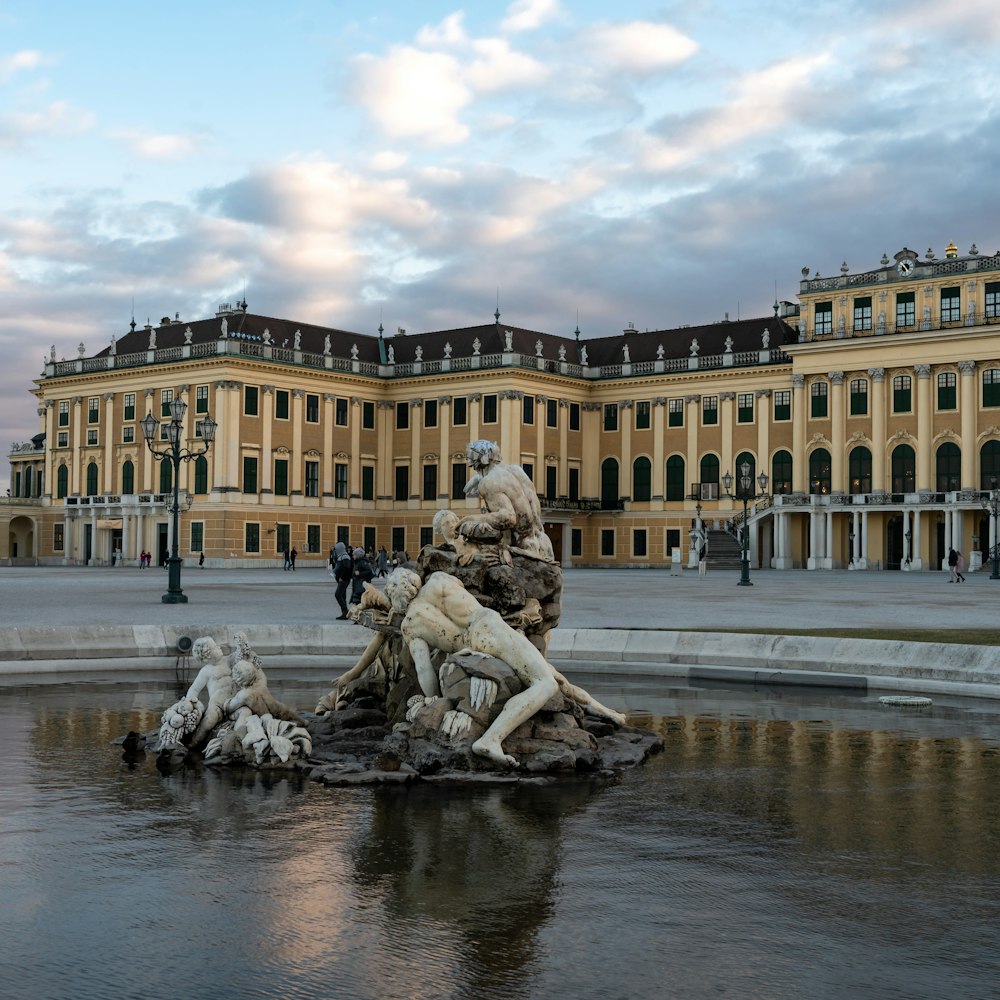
xmin=0 ymin=562 xmax=993 ymax=632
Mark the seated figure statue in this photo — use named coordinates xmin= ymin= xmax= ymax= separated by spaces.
xmin=457 ymin=440 xmax=554 ymax=562
xmin=224 ymin=657 xmax=304 ymax=725
xmin=185 ymin=636 xmax=238 ymax=747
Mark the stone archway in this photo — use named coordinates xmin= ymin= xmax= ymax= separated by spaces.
xmin=8 ymin=515 xmax=36 ymax=561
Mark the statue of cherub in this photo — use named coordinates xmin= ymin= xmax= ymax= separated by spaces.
xmin=224 ymin=658 xmax=304 ymax=724
xmin=184 ymin=636 xmax=237 ymax=746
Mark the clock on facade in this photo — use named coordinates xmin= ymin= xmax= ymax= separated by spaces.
xmin=897 ymin=259 xmax=915 ymax=276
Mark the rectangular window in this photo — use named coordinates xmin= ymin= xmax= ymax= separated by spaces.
xmin=635 ymin=401 xmax=650 ymax=430
xmin=452 ymin=462 xmax=467 ymax=500
xmin=603 ymin=403 xmax=618 ymax=431
xmin=53 ymin=524 xmax=64 ymax=552
xmin=190 ymin=521 xmax=204 ymax=553
xmin=307 ymin=394 xmax=320 ymax=423
xmin=424 ymin=399 xmax=438 ymax=428
xmin=571 ymin=528 xmax=582 ymax=557
xmin=275 ymin=524 xmax=290 ymax=554
xmin=600 ymin=528 xmax=615 ymax=557
xmin=305 ymin=460 xmax=319 ymax=497
xmin=160 ymin=422 xmax=170 ymax=441
xmin=453 ymin=396 xmax=467 ymax=426
xmin=362 ymin=400 xmax=375 ymax=429
xmin=893 ymin=375 xmax=912 ymax=413
xmin=245 ymin=522 xmax=260 ymax=553
xmin=335 ymin=397 xmax=347 ymax=425
xmin=569 ymin=402 xmax=580 ymax=431
xmin=850 ymin=379 xmax=868 ymax=415
xmin=275 ymin=389 xmax=289 ymax=420
xmin=668 ymin=399 xmax=683 ymax=427
xmin=666 ymin=528 xmax=681 ymax=556
xmin=938 ymin=371 xmax=957 ymax=410
xmin=738 ymin=393 xmax=754 ymax=423
xmin=195 ymin=385 xmax=209 ymax=414
xmin=815 ymin=301 xmax=833 ymax=335
xmin=702 ymin=396 xmax=718 ymax=425
xmin=391 ymin=526 xmax=405 ymax=553
xmin=547 ymin=398 xmax=559 ymax=428
xmin=361 ymin=464 xmax=375 ymax=501
xmin=774 ymin=391 xmax=791 ymax=421
xmin=123 ymin=393 xmax=136 ymax=421
xmin=853 ymin=296 xmax=872 ymax=332
xmin=396 ymin=402 xmax=410 ymax=430
xmin=896 ymin=292 xmax=915 ymax=328
xmin=87 ymin=429 xmax=98 ymax=446
xmin=546 ymin=465 xmax=557 ymax=499
xmin=58 ymin=400 xmax=69 ymax=427
xmin=273 ymin=459 xmax=289 ymax=496
xmin=122 ymin=426 xmax=134 ymax=444
xmin=986 ymin=282 xmax=1000 ymax=320
xmin=244 ymin=386 xmax=258 ymax=416
xmin=523 ymin=395 xmax=534 ymax=425
xmin=363 ymin=526 xmax=376 ymax=552
xmin=335 ymin=463 xmax=348 ymax=499
xmin=307 ymin=524 xmax=321 ymax=553
xmin=810 ymin=382 xmax=828 ymax=418
xmin=422 ymin=463 xmax=438 ymax=501
xmin=337 ymin=525 xmax=350 ymax=546
xmin=522 ymin=463 xmax=534 ymax=484
xmin=159 ymin=389 xmax=172 ymax=419
xmin=395 ymin=465 xmax=410 ymax=501
xmin=420 ymin=526 xmax=433 ymax=549
xmin=88 ymin=396 xmax=100 ymax=423
xmin=482 ymin=394 xmax=498 ymax=423
xmin=633 ymin=529 xmax=647 ymax=557
xmin=58 ymin=431 xmax=68 ymax=447
xmin=569 ymin=466 xmax=580 ymax=501
xmin=941 ymin=286 xmax=961 ymax=323
xmin=984 ymin=370 xmax=1000 ymax=407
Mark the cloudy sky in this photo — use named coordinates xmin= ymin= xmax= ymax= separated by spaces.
xmin=3 ymin=0 xmax=1000 ymax=488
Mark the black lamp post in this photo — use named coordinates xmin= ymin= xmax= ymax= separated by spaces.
xmin=981 ymin=477 xmax=1000 ymax=581
xmin=140 ymin=400 xmax=216 ymax=603
xmin=722 ymin=461 xmax=769 ymax=587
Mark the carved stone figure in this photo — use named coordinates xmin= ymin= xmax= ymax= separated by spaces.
xmin=323 ymin=334 xmax=331 ymax=355
xmin=623 ymin=345 xmax=630 ymax=363
xmin=293 ymin=330 xmax=301 ymax=350
xmin=263 ymin=328 xmax=271 ymax=345
xmin=415 ymin=345 xmax=423 ymax=361
xmin=472 ymin=337 xmax=481 ymax=355
xmin=157 ymin=697 xmax=203 ymax=753
xmin=504 ymin=330 xmax=513 ymax=351
xmin=351 ymin=343 xmax=359 ymax=360
xmin=762 ymin=329 xmax=770 ymax=348
xmin=558 ymin=345 xmax=566 ymax=361
xmin=580 ymin=345 xmax=588 ymax=365
xmin=690 ymin=338 xmax=700 ymax=356
xmin=444 ymin=342 xmax=452 ymax=358
xmin=535 ymin=339 xmax=543 ymax=357
xmin=387 ymin=344 xmax=395 ymax=364
xmin=656 ymin=343 xmax=664 ymax=359
xmin=225 ymin=658 xmax=305 ymax=724
xmin=220 ymin=318 xmax=228 ymax=338
xmin=183 ymin=327 xmax=193 ymax=345
xmin=724 ymin=336 xmax=733 ymax=353
xmin=184 ymin=637 xmax=238 ymax=746
xmin=109 ymin=335 xmax=117 ymax=356
xmin=148 ymin=329 xmax=156 ymax=350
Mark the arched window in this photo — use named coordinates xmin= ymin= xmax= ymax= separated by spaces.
xmin=849 ymin=447 xmax=872 ymax=494
xmin=632 ymin=456 xmax=651 ymax=502
xmin=600 ymin=458 xmax=619 ymax=509
xmin=983 ymin=368 xmax=1000 ymax=407
xmin=121 ymin=460 xmax=134 ymax=496
xmin=891 ymin=444 xmax=916 ymax=493
xmin=809 ymin=449 xmax=831 ymax=494
xmin=665 ymin=455 xmax=685 ymax=502
xmin=159 ymin=460 xmax=173 ymax=494
xmin=981 ymin=440 xmax=1000 ymax=488
xmin=935 ymin=442 xmax=961 ymax=492
xmin=193 ymin=455 xmax=208 ymax=495
xmin=734 ymin=452 xmax=756 ymax=496
xmin=699 ymin=454 xmax=719 ymax=484
xmin=86 ymin=462 xmax=99 ymax=496
xmin=771 ymin=451 xmax=792 ymax=495
xmin=56 ymin=464 xmax=68 ymax=500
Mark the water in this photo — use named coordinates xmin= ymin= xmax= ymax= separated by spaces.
xmin=2 ymin=675 xmax=999 ymax=1000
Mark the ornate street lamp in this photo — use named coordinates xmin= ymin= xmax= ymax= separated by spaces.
xmin=722 ymin=461 xmax=769 ymax=587
xmin=141 ymin=400 xmax=216 ymax=603
xmin=981 ymin=477 xmax=1000 ymax=581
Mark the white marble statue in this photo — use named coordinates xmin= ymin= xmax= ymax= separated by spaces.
xmin=387 ymin=344 xmax=395 ymax=364
xmin=148 ymin=329 xmax=156 ymax=350
xmin=293 ymin=330 xmax=301 ymax=350
xmin=457 ymin=440 xmax=554 ymax=562
xmin=656 ymin=343 xmax=664 ymax=360
xmin=220 ymin=318 xmax=228 ymax=338
xmin=444 ymin=342 xmax=452 ymax=358
xmin=323 ymin=334 xmax=331 ymax=355
xmin=472 ymin=337 xmax=481 ymax=356
xmin=690 ymin=338 xmax=700 ymax=356
xmin=351 ymin=343 xmax=359 ymax=360
xmin=580 ymin=345 xmax=588 ymax=365
xmin=504 ymin=330 xmax=513 ymax=351
xmin=157 ymin=697 xmax=203 ymax=752
xmin=558 ymin=345 xmax=566 ymax=361
xmin=762 ymin=328 xmax=770 ymax=348
xmin=415 ymin=345 xmax=423 ymax=361
xmin=623 ymin=345 xmax=630 ymax=363
xmin=724 ymin=336 xmax=733 ymax=352
xmin=224 ymin=657 xmax=304 ymax=724
xmin=535 ymin=339 xmax=543 ymax=357
xmin=184 ymin=636 xmax=238 ymax=746
xmin=263 ymin=328 xmax=272 ymax=345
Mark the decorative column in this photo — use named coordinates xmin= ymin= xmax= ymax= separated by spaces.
xmin=468 ymin=392 xmax=481 ymax=442
xmin=619 ymin=400 xmax=633 ymax=501
xmin=438 ymin=397 xmax=452 ymax=501
xmin=651 ymin=398 xmax=666 ymax=504
xmin=581 ymin=403 xmax=601 ymax=499
xmin=719 ymin=392 xmax=735 ymax=476
xmin=869 ymin=368 xmax=886 ymax=492
xmin=260 ymin=386 xmax=274 ymax=493
xmin=911 ymin=506 xmax=922 ymax=570
xmin=71 ymin=395 xmax=83 ymax=495
xmin=322 ymin=394 xmax=335 ymax=496
xmin=559 ymin=399 xmax=571 ymax=500
xmin=755 ymin=389 xmax=771 ymax=486
xmin=791 ymin=375 xmax=807 ymax=492
xmin=808 ymin=509 xmax=818 ymax=570
xmin=375 ymin=401 xmax=394 ymax=502
xmin=685 ymin=395 xmax=700 ymax=493
xmin=291 ymin=389 xmax=304 ymax=495
xmin=829 ymin=371 xmax=846 ymax=492
xmin=914 ymin=364 xmax=933 ymax=491
xmin=42 ymin=400 xmax=55 ymax=499
xmin=141 ymin=389 xmax=156 ymax=492
xmin=350 ymin=397 xmax=362 ymax=498
xmin=409 ymin=399 xmax=422 ymax=503
xmin=825 ymin=508 xmax=833 ymax=569
xmin=958 ymin=361 xmax=977 ymax=489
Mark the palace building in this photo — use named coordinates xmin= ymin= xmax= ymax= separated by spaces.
xmin=5 ymin=240 xmax=1000 ymax=572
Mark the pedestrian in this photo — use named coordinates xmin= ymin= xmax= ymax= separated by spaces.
xmin=110 ymin=548 xmax=116 ymax=568
xmin=332 ymin=541 xmax=353 ymax=619
xmin=199 ymin=551 xmax=205 ymax=569
xmin=115 ymin=546 xmax=123 ymax=566
xmin=350 ymin=546 xmax=374 ymax=606
xmin=282 ymin=546 xmax=291 ymax=571
xmin=377 ymin=545 xmax=388 ymax=577
xmin=948 ymin=546 xmax=958 ymax=582
xmin=956 ymin=549 xmax=966 ymax=583
xmin=290 ymin=546 xmax=297 ymax=571
xmin=698 ymin=538 xmax=708 ymax=578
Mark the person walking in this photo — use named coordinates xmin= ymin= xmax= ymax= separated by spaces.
xmin=948 ymin=547 xmax=958 ymax=582
xmin=282 ymin=546 xmax=291 ymax=571
xmin=377 ymin=545 xmax=388 ymax=578
xmin=350 ymin=546 xmax=374 ymax=606
xmin=332 ymin=541 xmax=353 ymax=619
xmin=956 ymin=549 xmax=966 ymax=583
xmin=199 ymin=551 xmax=205 ymax=569
xmin=289 ymin=546 xmax=297 ymax=571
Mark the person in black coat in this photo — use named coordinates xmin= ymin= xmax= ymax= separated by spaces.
xmin=350 ymin=546 xmax=374 ymax=606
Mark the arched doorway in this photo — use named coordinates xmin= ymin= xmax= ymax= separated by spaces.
xmin=8 ymin=515 xmax=35 ymax=560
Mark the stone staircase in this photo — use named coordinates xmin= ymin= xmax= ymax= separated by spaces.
xmin=706 ymin=528 xmax=744 ymax=569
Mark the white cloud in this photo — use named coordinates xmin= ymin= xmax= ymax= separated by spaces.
xmin=467 ymin=38 xmax=549 ymax=92
xmin=0 ymin=49 xmax=43 ymax=82
xmin=112 ymin=129 xmax=203 ymax=159
xmin=0 ymin=100 xmax=94 ymax=147
xmin=501 ymin=0 xmax=561 ymax=34
xmin=416 ymin=11 xmax=468 ymax=47
xmin=584 ymin=21 xmax=698 ymax=74
xmin=369 ymin=150 xmax=409 ymax=172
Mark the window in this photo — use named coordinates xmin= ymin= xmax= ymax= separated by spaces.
xmin=633 ymin=529 xmax=647 ymax=557
xmin=569 ymin=402 xmax=580 ymax=431
xmin=850 ymin=379 xmax=868 ymax=415
xmin=810 ymin=382 xmax=828 ymax=418
xmin=632 ymin=457 xmax=651 ymax=502
xmin=334 ymin=397 xmax=347 ymax=425
xmin=849 ymin=447 xmax=871 ymax=494
xmin=275 ymin=524 xmax=290 ymax=554
xmin=938 ymin=372 xmax=957 ymax=410
xmin=666 ymin=529 xmax=680 ymax=557
xmin=891 ymin=444 xmax=916 ymax=493
xmin=363 ymin=526 xmax=376 ymax=552
xmin=245 ymin=523 xmax=260 ymax=553
xmin=893 ymin=375 xmax=912 ymax=413
xmin=569 ymin=466 xmax=580 ymax=501
xmin=774 ymin=389 xmax=792 ymax=420
xmin=547 ymin=398 xmax=559 ymax=428
xmin=523 ymin=395 xmax=534 ymax=425
xmin=772 ymin=450 xmax=792 ymax=495
xmin=335 ymin=462 xmax=348 ymax=499
xmin=395 ymin=465 xmax=410 ymax=501
xmin=190 ymin=521 xmax=204 ymax=554
xmin=159 ymin=460 xmax=172 ymax=494
xmin=702 ymin=396 xmax=718 ymax=425
xmin=986 ymin=282 xmax=1000 ymax=320
xmin=87 ymin=429 xmax=98 ymax=446
xmin=124 ymin=393 xmax=136 ymax=421
xmin=941 ymin=286 xmax=961 ymax=323
xmin=853 ymin=296 xmax=872 ymax=332
xmin=391 ymin=526 xmax=405 ymax=553
xmin=159 ymin=422 xmax=170 ymax=441
xmin=423 ymin=463 xmax=438 ymax=501
xmin=815 ymin=301 xmax=833 ymax=335
xmin=809 ymin=449 xmax=831 ymax=494
xmin=58 ymin=400 xmax=69 ymax=427
xmin=361 ymin=465 xmax=375 ymax=501
xmin=396 ymin=402 xmax=410 ymax=430
xmin=738 ymin=393 xmax=754 ymax=423
xmin=244 ymin=386 xmax=258 ymax=416
xmin=452 ymin=462 xmax=467 ymax=500
xmin=984 ymin=370 xmax=1000 ymax=407
xmin=936 ymin=442 xmax=961 ymax=492
xmin=896 ymin=292 xmax=915 ymax=328
xmin=58 ymin=431 xmax=69 ymax=447
xmin=195 ymin=385 xmax=209 ymax=414
xmin=980 ymin=440 xmax=1000 ymax=487
xmin=420 ymin=526 xmax=433 ymax=549
xmin=193 ymin=456 xmax=208 ymax=494
xmin=522 ymin=463 xmax=534 ymax=483
xmin=668 ymin=399 xmax=683 ymax=427
xmin=603 ymin=403 xmax=618 ymax=431
xmin=635 ymin=401 xmax=650 ymax=429
xmin=53 ymin=524 xmax=64 ymax=551
xmin=545 ymin=465 xmax=557 ymax=499
xmin=305 ymin=460 xmax=319 ymax=498
xmin=362 ymin=401 xmax=375 ymax=429
xmin=274 ymin=459 xmax=289 ymax=496
xmin=700 ymin=454 xmax=720 ymax=490
xmin=307 ymin=524 xmax=322 ymax=553
xmin=483 ymin=394 xmax=498 ymax=423
xmin=571 ymin=528 xmax=582 ymax=557
xmin=421 ymin=399 xmax=437 ymax=429
xmin=666 ymin=455 xmax=685 ymax=501
xmin=600 ymin=529 xmax=615 ymax=556
xmin=734 ymin=452 xmax=757 ymax=495
xmin=243 ymin=456 xmax=258 ymax=493
xmin=337 ymin=525 xmax=350 ymax=545
xmin=453 ymin=396 xmax=467 ymax=426
xmin=56 ymin=465 xmax=68 ymax=498
xmin=308 ymin=394 xmax=321 ymax=423
xmin=89 ymin=396 xmax=100 ymax=423
xmin=275 ymin=390 xmax=289 ymax=420
xmin=600 ymin=458 xmax=619 ymax=509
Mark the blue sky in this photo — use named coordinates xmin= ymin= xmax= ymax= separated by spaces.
xmin=3 ymin=0 xmax=1000 ymax=488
